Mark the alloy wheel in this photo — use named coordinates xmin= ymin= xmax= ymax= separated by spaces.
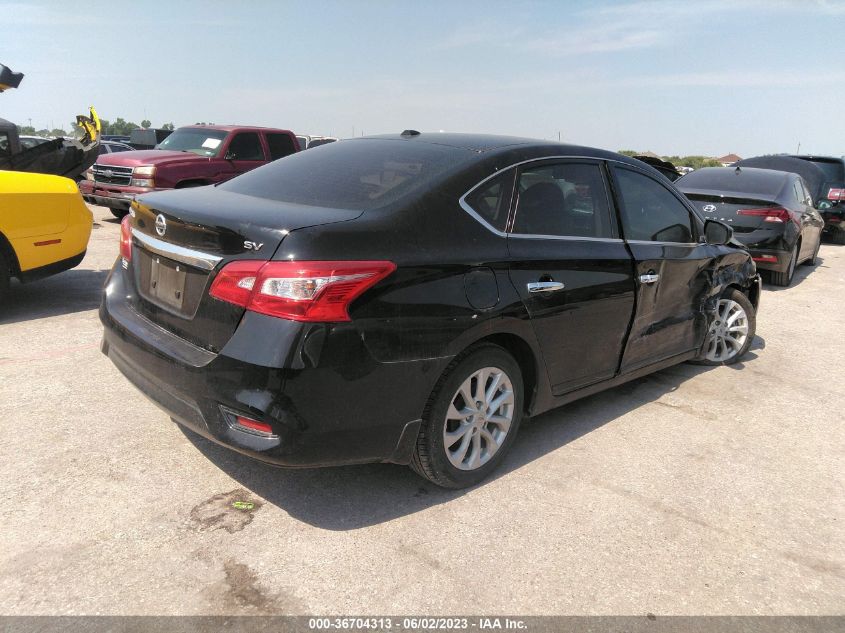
xmin=443 ymin=366 xmax=514 ymax=471
xmin=704 ymin=299 xmax=749 ymax=363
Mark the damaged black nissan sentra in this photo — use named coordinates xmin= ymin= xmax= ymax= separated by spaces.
xmin=100 ymin=133 xmax=761 ymax=488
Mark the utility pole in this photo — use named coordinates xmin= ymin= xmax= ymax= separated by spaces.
xmin=558 ymin=131 xmax=561 ymax=141
xmin=796 ymin=141 xmax=801 ymax=153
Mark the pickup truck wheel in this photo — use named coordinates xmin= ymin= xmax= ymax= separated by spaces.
xmin=411 ymin=344 xmax=523 ymax=489
xmin=110 ymin=208 xmax=129 ymax=219
xmin=696 ymin=289 xmax=756 ymax=366
xmin=769 ymin=245 xmax=797 ymax=287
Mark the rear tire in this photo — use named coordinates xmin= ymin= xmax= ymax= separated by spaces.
xmin=411 ymin=344 xmax=524 ymax=489
xmin=110 ymin=208 xmax=129 ymax=219
xmin=695 ymin=288 xmax=756 ymax=366
xmin=769 ymin=244 xmax=797 ymax=287
xmin=832 ymin=228 xmax=845 ymax=245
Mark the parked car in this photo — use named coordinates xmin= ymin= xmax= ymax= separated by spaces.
xmin=99 ymin=140 xmax=134 ymax=155
xmin=0 ymin=170 xmax=92 ymax=299
xmin=296 ymin=134 xmax=338 ymax=150
xmin=101 ymin=135 xmax=131 ymax=143
xmin=734 ymin=155 xmax=844 ymax=244
xmin=126 ymin=128 xmax=173 ymax=150
xmin=18 ymin=135 xmax=52 ymax=150
xmin=100 ymin=133 xmax=760 ymax=488
xmin=789 ymin=155 xmax=845 ymax=244
xmin=79 ymin=124 xmax=299 ymax=218
xmin=678 ymin=166 xmax=824 ymax=286
xmin=633 ymin=155 xmax=681 ymax=181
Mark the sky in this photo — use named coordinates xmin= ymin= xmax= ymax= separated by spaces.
xmin=2 ymin=0 xmax=844 ymax=158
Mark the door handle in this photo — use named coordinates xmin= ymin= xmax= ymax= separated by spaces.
xmin=639 ymin=273 xmax=660 ymax=284
xmin=527 ymin=281 xmax=565 ymax=293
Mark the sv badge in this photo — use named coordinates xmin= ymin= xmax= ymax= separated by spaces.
xmin=244 ymin=241 xmax=264 ymax=251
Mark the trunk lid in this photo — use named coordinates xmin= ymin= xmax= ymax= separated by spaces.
xmin=684 ymin=191 xmax=787 ymax=234
xmin=126 ymin=187 xmax=363 ymax=352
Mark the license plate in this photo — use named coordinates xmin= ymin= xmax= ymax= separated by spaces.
xmin=149 ymin=256 xmax=187 ymax=310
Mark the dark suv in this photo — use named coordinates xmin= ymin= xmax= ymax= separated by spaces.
xmin=790 ymin=155 xmax=845 ymax=243
xmin=100 ymin=134 xmax=760 ymax=488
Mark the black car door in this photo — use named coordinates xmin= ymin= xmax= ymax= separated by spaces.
xmin=609 ymin=164 xmax=714 ymax=373
xmin=506 ymin=159 xmax=636 ymax=395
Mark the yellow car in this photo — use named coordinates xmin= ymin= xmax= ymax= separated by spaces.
xmin=0 ymin=170 xmax=92 ymax=298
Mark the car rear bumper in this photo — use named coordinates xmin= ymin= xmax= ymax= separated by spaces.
xmin=746 ymin=248 xmax=791 ymax=273
xmin=99 ymin=264 xmax=434 ymax=468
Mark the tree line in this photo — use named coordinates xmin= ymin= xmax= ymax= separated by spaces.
xmin=16 ymin=118 xmax=175 ymax=138
xmin=618 ymin=150 xmax=723 ymax=169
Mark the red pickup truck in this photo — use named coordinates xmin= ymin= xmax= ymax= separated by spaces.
xmin=79 ymin=124 xmax=299 ymax=218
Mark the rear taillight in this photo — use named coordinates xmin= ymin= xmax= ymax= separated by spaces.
xmin=209 ymin=260 xmax=396 ymax=322
xmin=828 ymin=188 xmax=844 ymax=200
xmin=737 ymin=207 xmax=791 ymax=223
xmin=752 ymin=255 xmax=778 ymax=263
xmin=235 ymin=416 xmax=274 ymax=435
xmin=119 ymin=215 xmax=132 ymax=262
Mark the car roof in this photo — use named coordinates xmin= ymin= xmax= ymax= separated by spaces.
xmin=788 ymin=154 xmax=844 ymax=165
xmin=677 ymin=166 xmax=794 ymax=199
xmin=356 ymin=132 xmax=638 ymax=163
xmin=180 ymin=125 xmax=293 ymax=133
xmin=734 ymin=156 xmax=826 ymax=195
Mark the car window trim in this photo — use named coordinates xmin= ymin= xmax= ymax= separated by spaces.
xmin=609 ymin=163 xmax=703 ymax=245
xmin=459 ymin=155 xmax=627 ymax=240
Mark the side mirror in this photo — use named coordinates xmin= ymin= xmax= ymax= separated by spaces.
xmin=224 ymin=150 xmax=235 ymax=160
xmin=704 ymin=219 xmax=732 ymax=245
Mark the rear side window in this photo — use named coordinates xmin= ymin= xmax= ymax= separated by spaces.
xmin=267 ymin=133 xmax=297 ymax=160
xmin=227 ymin=133 xmax=264 ymax=161
xmin=464 ymin=170 xmax=514 ymax=232
xmin=221 ymin=139 xmax=472 ymax=210
xmin=614 ymin=167 xmax=695 ymax=243
xmin=512 ymin=162 xmax=615 ymax=238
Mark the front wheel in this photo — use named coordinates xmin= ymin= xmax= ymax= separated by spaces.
xmin=110 ymin=208 xmax=129 ymax=219
xmin=411 ymin=344 xmax=524 ymax=489
xmin=696 ymin=289 xmax=756 ymax=366
xmin=769 ymin=245 xmax=797 ymax=287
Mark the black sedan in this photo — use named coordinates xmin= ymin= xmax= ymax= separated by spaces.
xmin=678 ymin=167 xmax=824 ymax=287
xmin=100 ymin=133 xmax=761 ymax=488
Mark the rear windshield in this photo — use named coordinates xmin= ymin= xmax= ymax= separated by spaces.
xmin=678 ymin=168 xmax=784 ymax=197
xmin=220 ymin=139 xmax=472 ymax=210
xmin=799 ymin=158 xmax=845 ymax=184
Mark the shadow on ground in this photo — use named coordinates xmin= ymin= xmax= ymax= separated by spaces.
xmin=761 ymin=256 xmax=822 ymax=292
xmin=0 ymin=268 xmax=109 ymax=324
xmin=180 ymin=337 xmax=765 ymax=531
